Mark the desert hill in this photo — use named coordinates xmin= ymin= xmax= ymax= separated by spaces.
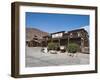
xmin=26 ymin=27 xmax=49 ymax=41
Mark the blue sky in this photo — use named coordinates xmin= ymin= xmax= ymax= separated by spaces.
xmin=26 ymin=12 xmax=89 ymax=33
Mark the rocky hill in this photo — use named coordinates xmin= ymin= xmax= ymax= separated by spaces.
xmin=26 ymin=28 xmax=49 ymax=41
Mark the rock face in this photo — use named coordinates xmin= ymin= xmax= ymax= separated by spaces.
xmin=26 ymin=27 xmax=49 ymax=41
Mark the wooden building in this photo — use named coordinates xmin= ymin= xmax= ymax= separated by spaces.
xmin=43 ymin=29 xmax=89 ymax=53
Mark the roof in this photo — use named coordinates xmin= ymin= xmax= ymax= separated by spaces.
xmin=51 ymin=31 xmax=65 ymax=35
xmin=68 ymin=28 xmax=87 ymax=33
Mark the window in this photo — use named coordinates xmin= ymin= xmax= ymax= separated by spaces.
xmin=70 ymin=33 xmax=73 ymax=38
xmin=78 ymin=32 xmax=81 ymax=37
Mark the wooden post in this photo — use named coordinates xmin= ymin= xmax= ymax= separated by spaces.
xmin=81 ymin=38 xmax=84 ymax=52
xmin=59 ymin=38 xmax=60 ymax=47
xmin=68 ymin=36 xmax=69 ymax=48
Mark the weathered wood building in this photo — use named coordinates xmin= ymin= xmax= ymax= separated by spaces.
xmin=43 ymin=29 xmax=89 ymax=53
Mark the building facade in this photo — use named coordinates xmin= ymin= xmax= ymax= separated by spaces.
xmin=43 ymin=29 xmax=89 ymax=53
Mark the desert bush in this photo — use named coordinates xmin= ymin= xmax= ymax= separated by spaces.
xmin=47 ymin=42 xmax=56 ymax=50
xmin=47 ymin=42 xmax=60 ymax=51
xmin=68 ymin=43 xmax=79 ymax=53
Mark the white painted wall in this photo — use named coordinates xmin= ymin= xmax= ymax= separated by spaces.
xmin=52 ymin=33 xmax=63 ymax=38
xmin=0 ymin=0 xmax=100 ymax=80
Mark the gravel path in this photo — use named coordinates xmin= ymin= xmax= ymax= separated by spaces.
xmin=25 ymin=47 xmax=89 ymax=67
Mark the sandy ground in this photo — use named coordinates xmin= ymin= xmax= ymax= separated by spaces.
xmin=25 ymin=47 xmax=89 ymax=67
